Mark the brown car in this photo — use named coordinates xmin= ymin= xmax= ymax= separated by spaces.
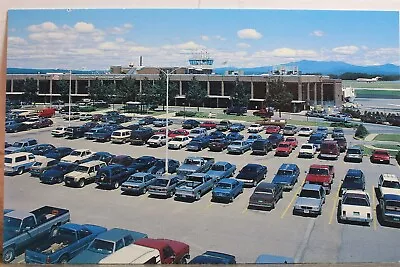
xmin=334 ymin=137 xmax=347 ymax=152
xmin=248 ymin=182 xmax=283 ymax=209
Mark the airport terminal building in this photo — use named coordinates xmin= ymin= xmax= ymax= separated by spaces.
xmin=5 ymin=60 xmax=343 ymax=110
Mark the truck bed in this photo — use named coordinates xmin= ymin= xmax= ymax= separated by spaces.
xmin=31 ymin=206 xmax=69 ymax=225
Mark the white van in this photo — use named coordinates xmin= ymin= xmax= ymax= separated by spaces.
xmin=4 ymin=152 xmax=36 ymax=175
xmin=111 ymin=129 xmax=132 ymax=144
xmin=99 ymin=244 xmax=161 ymax=264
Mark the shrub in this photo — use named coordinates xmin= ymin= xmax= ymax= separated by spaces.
xmin=175 ymin=111 xmax=197 ymax=117
xmin=396 ymin=150 xmax=400 ymax=165
xmin=354 ymin=124 xmax=369 ymax=139
xmin=330 ymin=122 xmax=359 ymax=128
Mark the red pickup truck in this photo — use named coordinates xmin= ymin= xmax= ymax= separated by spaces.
xmin=305 ymin=164 xmax=335 ymax=194
xmin=134 ymin=238 xmax=190 ymax=264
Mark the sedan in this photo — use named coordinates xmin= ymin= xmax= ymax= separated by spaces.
xmin=138 ymin=116 xmax=156 ymax=125
xmin=169 ymin=129 xmax=190 ymax=138
xmin=44 ymin=147 xmax=74 ymax=160
xmin=147 ymin=159 xmax=180 ymax=175
xmin=248 ymin=182 xmax=283 ymax=209
xmin=339 ymin=190 xmax=373 ymax=225
xmin=186 ymin=137 xmax=210 ymax=152
xmin=212 ymin=178 xmax=243 ymax=202
xmin=208 ymin=138 xmax=230 ymax=152
xmin=229 ymin=123 xmax=245 ymax=132
xmin=121 ymin=172 xmax=157 ymax=194
xmin=226 ymin=132 xmax=244 ymax=142
xmin=246 ymin=134 xmax=262 ymax=144
xmin=39 ymin=162 xmax=78 ymax=184
xmin=182 ymin=119 xmax=200 ymax=129
xmin=285 ymin=137 xmax=298 ymax=148
xmin=31 ymin=118 xmax=53 ymax=129
xmin=235 ymin=164 xmax=268 ymax=187
xmin=340 ymin=169 xmax=366 ymax=196
xmin=227 ymin=140 xmax=252 ymax=154
xmin=200 ymin=121 xmax=217 ymax=130
xmin=109 ymin=155 xmax=135 ymax=167
xmin=27 ymin=144 xmax=56 ymax=156
xmin=268 ymin=133 xmax=284 ymax=148
xmin=265 ymin=125 xmax=281 ymax=134
xmin=148 ymin=175 xmax=184 ymax=197
xmin=274 ymin=142 xmax=293 ymax=157
xmin=247 ymin=124 xmax=264 ymax=133
xmin=153 ymin=119 xmax=173 ymax=127
xmin=370 ymin=150 xmax=390 ymax=164
xmin=298 ymin=127 xmax=314 ymax=136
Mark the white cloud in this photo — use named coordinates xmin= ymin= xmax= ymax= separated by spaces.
xmin=310 ymin=30 xmax=324 ymax=37
xmin=361 ymin=45 xmax=369 ymax=50
xmin=214 ymin=35 xmax=226 ymax=41
xmin=74 ymin=22 xmax=95 ymax=33
xmin=164 ymin=41 xmax=205 ymax=50
xmin=116 ymin=38 xmax=125 ymax=43
xmin=270 ymin=48 xmax=318 ymax=57
xmin=8 ymin=36 xmax=27 ymax=45
xmin=237 ymin=42 xmax=250 ymax=49
xmin=129 ymin=46 xmax=152 ymax=52
xmin=98 ymin=42 xmax=119 ymax=50
xmin=123 ymin=23 xmax=133 ymax=29
xmin=201 ymin=35 xmax=209 ymax=41
xmin=332 ymin=45 xmax=359 ymax=55
xmin=27 ymin=22 xmax=58 ymax=32
xmin=237 ymin=28 xmax=262 ymax=40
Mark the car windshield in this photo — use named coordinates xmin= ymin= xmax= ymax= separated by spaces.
xmin=343 ymin=196 xmax=369 ymax=206
xmin=217 ymin=183 xmax=232 ymax=189
xmin=187 ymin=176 xmax=204 ymax=183
xmin=375 ymin=151 xmax=388 ymax=155
xmin=128 ymin=176 xmax=144 ymax=183
xmin=279 ymin=143 xmax=290 ymax=148
xmin=211 ymin=165 xmax=226 ymax=171
xmin=150 ymin=136 xmax=160 ymax=140
xmin=268 ymin=136 xmax=278 ymax=140
xmin=153 ymin=179 xmax=169 ymax=187
xmin=347 ymin=149 xmax=361 ymax=154
xmin=386 ymin=200 xmax=400 ymax=209
xmin=250 ymin=124 xmax=259 ymax=127
xmin=32 ymin=162 xmax=43 ymax=167
xmin=191 ymin=130 xmax=200 ymax=134
xmin=309 ymin=136 xmax=321 ymax=142
xmin=76 ymin=166 xmax=90 ymax=172
xmin=277 ymin=170 xmax=293 ymax=176
xmin=344 ymin=175 xmax=363 ymax=183
xmin=113 ymin=132 xmax=121 ymax=136
xmin=241 ymin=165 xmax=257 ymax=173
xmin=55 ymin=127 xmax=64 ymax=131
xmin=172 ymin=137 xmax=184 ymax=141
xmin=4 ymin=216 xmax=22 ymax=231
xmin=302 ymin=145 xmax=313 ymax=150
xmin=300 ymin=128 xmax=310 ymax=131
xmin=231 ymin=141 xmax=242 ymax=146
xmin=382 ymin=181 xmax=400 ymax=189
xmin=4 ymin=158 xmax=12 ymax=164
xmin=70 ymin=151 xmax=82 ymax=156
xmin=88 ymin=239 xmax=114 ymax=254
xmin=12 ymin=142 xmax=24 ymax=148
xmin=299 ymin=189 xmax=320 ymax=199
xmin=255 ymin=188 xmax=273 ymax=194
xmin=309 ymin=168 xmax=329 ymax=175
xmin=248 ymin=135 xmax=258 ymax=140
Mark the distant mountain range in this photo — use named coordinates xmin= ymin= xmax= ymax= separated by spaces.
xmin=6 ymin=60 xmax=400 ymax=76
xmin=214 ymin=60 xmax=400 ymax=75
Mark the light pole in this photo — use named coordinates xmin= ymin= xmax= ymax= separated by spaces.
xmin=68 ymin=70 xmax=72 ymax=127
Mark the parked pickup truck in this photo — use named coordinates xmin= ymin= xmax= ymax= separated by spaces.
xmin=305 ymin=164 xmax=335 ymax=194
xmin=175 ymin=173 xmax=217 ymax=200
xmin=25 ymin=223 xmax=107 ymax=264
xmin=378 ymin=173 xmax=400 ymax=198
xmin=3 ymin=206 xmax=70 ymax=263
xmin=177 ymin=156 xmax=215 ymax=177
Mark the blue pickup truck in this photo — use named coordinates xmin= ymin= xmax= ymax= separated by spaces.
xmin=25 ymin=223 xmax=107 ymax=264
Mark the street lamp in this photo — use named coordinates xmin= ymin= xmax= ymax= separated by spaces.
xmin=68 ymin=70 xmax=72 ymax=127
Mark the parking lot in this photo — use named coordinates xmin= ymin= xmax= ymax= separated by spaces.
xmin=4 ymin=116 xmax=400 ymax=264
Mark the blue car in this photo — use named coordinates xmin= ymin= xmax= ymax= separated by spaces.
xmin=308 ymin=133 xmax=325 ymax=151
xmin=186 ymin=136 xmax=210 ymax=151
xmin=246 ymin=134 xmax=262 ymax=144
xmin=40 ymin=162 xmax=78 ymax=184
xmin=271 ymin=163 xmax=300 ymax=190
xmin=226 ymin=132 xmax=244 ymax=142
xmin=212 ymin=178 xmax=243 ymax=202
xmin=190 ymin=251 xmax=236 ymax=264
xmin=44 ymin=147 xmax=74 ymax=160
xmin=316 ymin=126 xmax=329 ymax=138
xmin=229 ymin=123 xmax=245 ymax=132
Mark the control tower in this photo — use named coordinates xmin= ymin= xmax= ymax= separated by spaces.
xmin=187 ymin=50 xmax=214 ymax=74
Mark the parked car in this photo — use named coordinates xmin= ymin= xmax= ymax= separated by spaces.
xmin=305 ymin=164 xmax=335 ymax=194
xmin=293 ymin=184 xmax=326 ymax=216
xmin=111 ymin=129 xmax=132 ymax=144
xmin=5 ymin=138 xmax=38 ymax=154
xmin=130 ymin=128 xmax=154 ymax=145
xmin=235 ymin=164 xmax=268 ymax=187
xmin=212 ymin=178 xmax=243 ymax=202
xmin=265 ymin=125 xmax=281 ymax=134
xmin=271 ymin=163 xmax=300 ymax=190
xmin=4 ymin=152 xmax=36 ymax=175
xmin=188 ymin=128 xmax=207 ymax=139
xmin=247 ymin=124 xmax=264 ymax=133
xmin=68 ymin=228 xmax=148 ymax=264
xmin=138 ymin=116 xmax=156 ymax=125
xmin=147 ymin=159 xmax=180 ymax=175
xmin=24 ymin=223 xmax=107 ymax=264
xmin=227 ymin=140 xmax=252 ymax=154
xmin=208 ymin=138 xmax=230 ymax=152
xmin=308 ymin=133 xmax=325 ymax=151
xmin=251 ymin=139 xmax=273 ymax=155
xmin=285 ymin=137 xmax=298 ymax=148
xmin=168 ymin=136 xmax=191 ymax=149
xmin=175 ymin=173 xmax=217 ymax=200
xmin=87 ymin=151 xmax=115 ymax=165
xmin=92 ymin=128 xmax=114 ymax=142
xmin=27 ymin=144 xmax=56 ymax=156
xmin=378 ymin=173 xmax=400 ymax=198
xmin=339 ymin=190 xmax=373 ymax=225
xmin=316 ymin=126 xmax=329 ymax=138
xmin=225 ymin=106 xmax=247 ymax=115
xmin=246 ymin=134 xmax=262 ymax=144
xmin=38 ymin=107 xmax=56 ymax=118
xmin=229 ymin=123 xmax=245 ymax=132
xmin=200 ymin=121 xmax=217 ymax=130
xmin=226 ymin=132 xmax=244 ymax=142
xmin=95 ymin=164 xmax=131 ymax=189
xmin=110 ymin=155 xmax=135 ymax=167
xmin=3 ymin=206 xmax=70 ymax=263
xmin=282 ymin=125 xmax=298 ymax=135
xmin=153 ymin=118 xmax=173 ymax=127
xmin=61 ymin=149 xmax=93 ymax=164
xmin=186 ymin=136 xmax=210 ymax=151
xmin=370 ymin=150 xmax=390 ymax=164
xmin=182 ymin=119 xmax=200 ymax=129
xmin=79 ymin=113 xmax=93 ymax=121
xmin=208 ymin=130 xmax=226 ymax=140
xmin=169 ymin=129 xmax=190 ymax=138
xmin=5 ymin=121 xmax=30 ymax=133
xmin=51 ymin=127 xmax=68 ymax=137
xmin=319 ymin=140 xmax=340 ymax=160
xmin=298 ymin=127 xmax=314 ymax=136
xmin=379 ymin=194 xmax=400 ymax=225
xmin=340 ymin=169 xmax=366 ymax=196
xmin=44 ymin=147 xmax=74 ymax=160
xmin=31 ymin=118 xmax=53 ymax=129
xmin=344 ymin=146 xmax=363 ymax=163
xmin=147 ymin=134 xmax=167 ymax=147
xmin=206 ymin=161 xmax=236 ymax=181
xmin=84 ymin=127 xmax=105 ymax=140
xmin=275 ymin=141 xmax=293 ymax=157
xmin=216 ymin=120 xmax=231 ymax=131
xmin=148 ymin=175 xmax=184 ymax=197
xmin=29 ymin=156 xmax=59 ymax=177
xmin=334 ymin=137 xmax=347 ymax=152
xmin=248 ymin=182 xmax=283 ymax=209
xmin=267 ymin=133 xmax=284 ymax=148
xmin=65 ymin=126 xmax=86 ymax=139
xmin=176 ymin=156 xmax=215 ymax=177
xmin=40 ymin=162 xmax=78 ymax=184
xmin=332 ymin=127 xmax=345 ymax=138
xmin=64 ymin=160 xmax=107 ymax=188
xmin=121 ymin=172 xmax=157 ymax=194
xmin=127 ymin=156 xmax=157 ymax=173
xmin=189 ymin=251 xmax=236 ymax=264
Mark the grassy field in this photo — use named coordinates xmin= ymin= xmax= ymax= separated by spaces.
xmin=355 ymin=89 xmax=400 ymax=98
xmin=373 ymin=134 xmax=400 ymax=142
xmin=373 ymin=143 xmax=400 ymax=150
xmin=343 ymin=80 xmax=400 ymax=89
xmin=361 ymin=145 xmax=398 ymax=157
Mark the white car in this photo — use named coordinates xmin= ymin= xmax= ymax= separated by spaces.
xmin=51 ymin=127 xmax=68 ymax=137
xmin=378 ymin=173 xmax=400 ymax=198
xmin=298 ymin=143 xmax=316 ymax=158
xmin=22 ymin=117 xmax=40 ymax=126
xmin=298 ymin=127 xmax=314 ymax=136
xmin=79 ymin=113 xmax=93 ymax=121
xmin=339 ymin=190 xmax=373 ymax=225
xmin=188 ymin=128 xmax=207 ymax=139
xmin=61 ymin=149 xmax=93 ymax=163
xmin=247 ymin=124 xmax=264 ymax=133
xmin=147 ymin=134 xmax=166 ymax=147
xmin=168 ymin=136 xmax=190 ymax=149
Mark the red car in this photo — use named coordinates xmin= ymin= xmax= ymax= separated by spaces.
xmin=38 ymin=108 xmax=56 ymax=118
xmin=154 ymin=128 xmax=174 ymax=137
xmin=169 ymin=129 xmax=189 ymax=138
xmin=265 ymin=125 xmax=281 ymax=134
xmin=370 ymin=150 xmax=390 ymax=164
xmin=274 ymin=141 xmax=293 ymax=156
xmin=200 ymin=121 xmax=217 ymax=130
xmin=91 ymin=114 xmax=104 ymax=121
xmin=285 ymin=137 xmax=298 ymax=148
xmin=31 ymin=118 xmax=53 ymax=129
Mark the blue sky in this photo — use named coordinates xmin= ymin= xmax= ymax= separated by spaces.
xmin=7 ymin=9 xmax=399 ymax=69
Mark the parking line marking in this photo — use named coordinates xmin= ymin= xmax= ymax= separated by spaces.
xmin=18 ymin=260 xmax=25 ymax=263
xmin=329 ymin=183 xmax=341 ymax=224
xmin=205 ymin=202 xmax=213 ymax=209
xmin=371 ymin=185 xmax=377 ymax=231
xmin=242 ymin=206 xmax=248 ymax=214
xmin=281 ymin=185 xmax=302 ymax=219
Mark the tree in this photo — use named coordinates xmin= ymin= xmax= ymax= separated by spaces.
xmin=22 ymin=78 xmax=38 ymax=104
xmin=355 ymin=124 xmax=369 ymax=139
xmin=186 ymin=77 xmax=207 ymax=111
xmin=116 ymin=77 xmax=139 ymax=102
xmin=139 ymin=77 xmax=156 ymax=106
xmin=87 ymin=78 xmax=102 ymax=102
xmin=265 ymin=79 xmax=293 ymax=112
xmin=230 ymin=78 xmax=250 ymax=107
xmin=152 ymin=73 xmax=179 ymax=110
xmin=57 ymin=80 xmax=70 ymax=104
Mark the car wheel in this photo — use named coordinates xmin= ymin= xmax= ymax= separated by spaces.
xmin=180 ymin=256 xmax=188 ymax=264
xmin=3 ymin=247 xmax=15 ymax=263
xmin=253 ymin=180 xmax=257 ymax=187
xmin=113 ymin=181 xmax=120 ymax=189
xmin=50 ymin=226 xmax=58 ymax=237
xmin=59 ymin=255 xmax=69 ymax=264
xmin=17 ymin=167 xmax=24 ymax=175
xmin=240 ymin=188 xmax=243 ymax=194
xmin=195 ymin=191 xmax=201 ymax=200
xmin=271 ymin=202 xmax=275 ymax=209
xmin=78 ymin=179 xmax=85 ymax=188
xmin=230 ymin=196 xmax=234 ymax=202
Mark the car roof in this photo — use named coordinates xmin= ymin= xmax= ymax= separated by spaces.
xmin=346 ymin=169 xmax=363 ymax=176
xmin=5 ymin=152 xmax=33 ymax=158
xmin=256 ymin=182 xmax=276 ymax=190
xmin=5 ymin=210 xmax=32 ymax=220
xmin=61 ymin=223 xmax=86 ymax=231
xmin=255 ymin=254 xmax=294 ymax=264
xmin=80 ymin=160 xmax=105 ymax=167
xmin=301 ymin=143 xmax=314 ymax=147
xmin=218 ymin=178 xmax=237 ymax=184
xmin=214 ymin=161 xmax=230 ymax=165
xmin=244 ymin=163 xmax=262 ymax=168
xmin=381 ymin=173 xmax=398 ymax=182
xmin=344 ymin=190 xmax=368 ymax=196
xmin=96 ymin=228 xmax=146 ymax=242
xmin=374 ymin=150 xmax=389 ymax=154
xmin=73 ymin=149 xmax=90 ymax=152
xmin=302 ymin=183 xmax=322 ymax=191
xmin=348 ymin=145 xmax=362 ymax=150
xmin=279 ymin=163 xmax=298 ymax=171
xmin=131 ymin=172 xmax=153 ymax=178
xmin=278 ymin=141 xmax=291 ymax=145
xmin=383 ymin=194 xmax=400 ymax=201
xmin=19 ymin=138 xmax=36 ymax=142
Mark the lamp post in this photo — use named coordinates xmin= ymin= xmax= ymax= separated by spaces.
xmin=68 ymin=70 xmax=72 ymax=127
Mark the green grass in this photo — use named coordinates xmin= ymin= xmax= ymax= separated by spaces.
xmin=361 ymin=145 xmax=398 ymax=157
xmin=343 ymin=80 xmax=400 ymax=89
xmin=373 ymin=143 xmax=400 ymax=150
xmin=287 ymin=119 xmax=331 ymax=127
xmin=373 ymin=134 xmax=400 ymax=142
xmin=355 ymin=89 xmax=400 ymax=98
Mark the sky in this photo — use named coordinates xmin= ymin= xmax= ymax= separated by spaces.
xmin=7 ymin=9 xmax=400 ymax=70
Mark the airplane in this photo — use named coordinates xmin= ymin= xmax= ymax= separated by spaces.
xmin=356 ymin=76 xmax=381 ymax=83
